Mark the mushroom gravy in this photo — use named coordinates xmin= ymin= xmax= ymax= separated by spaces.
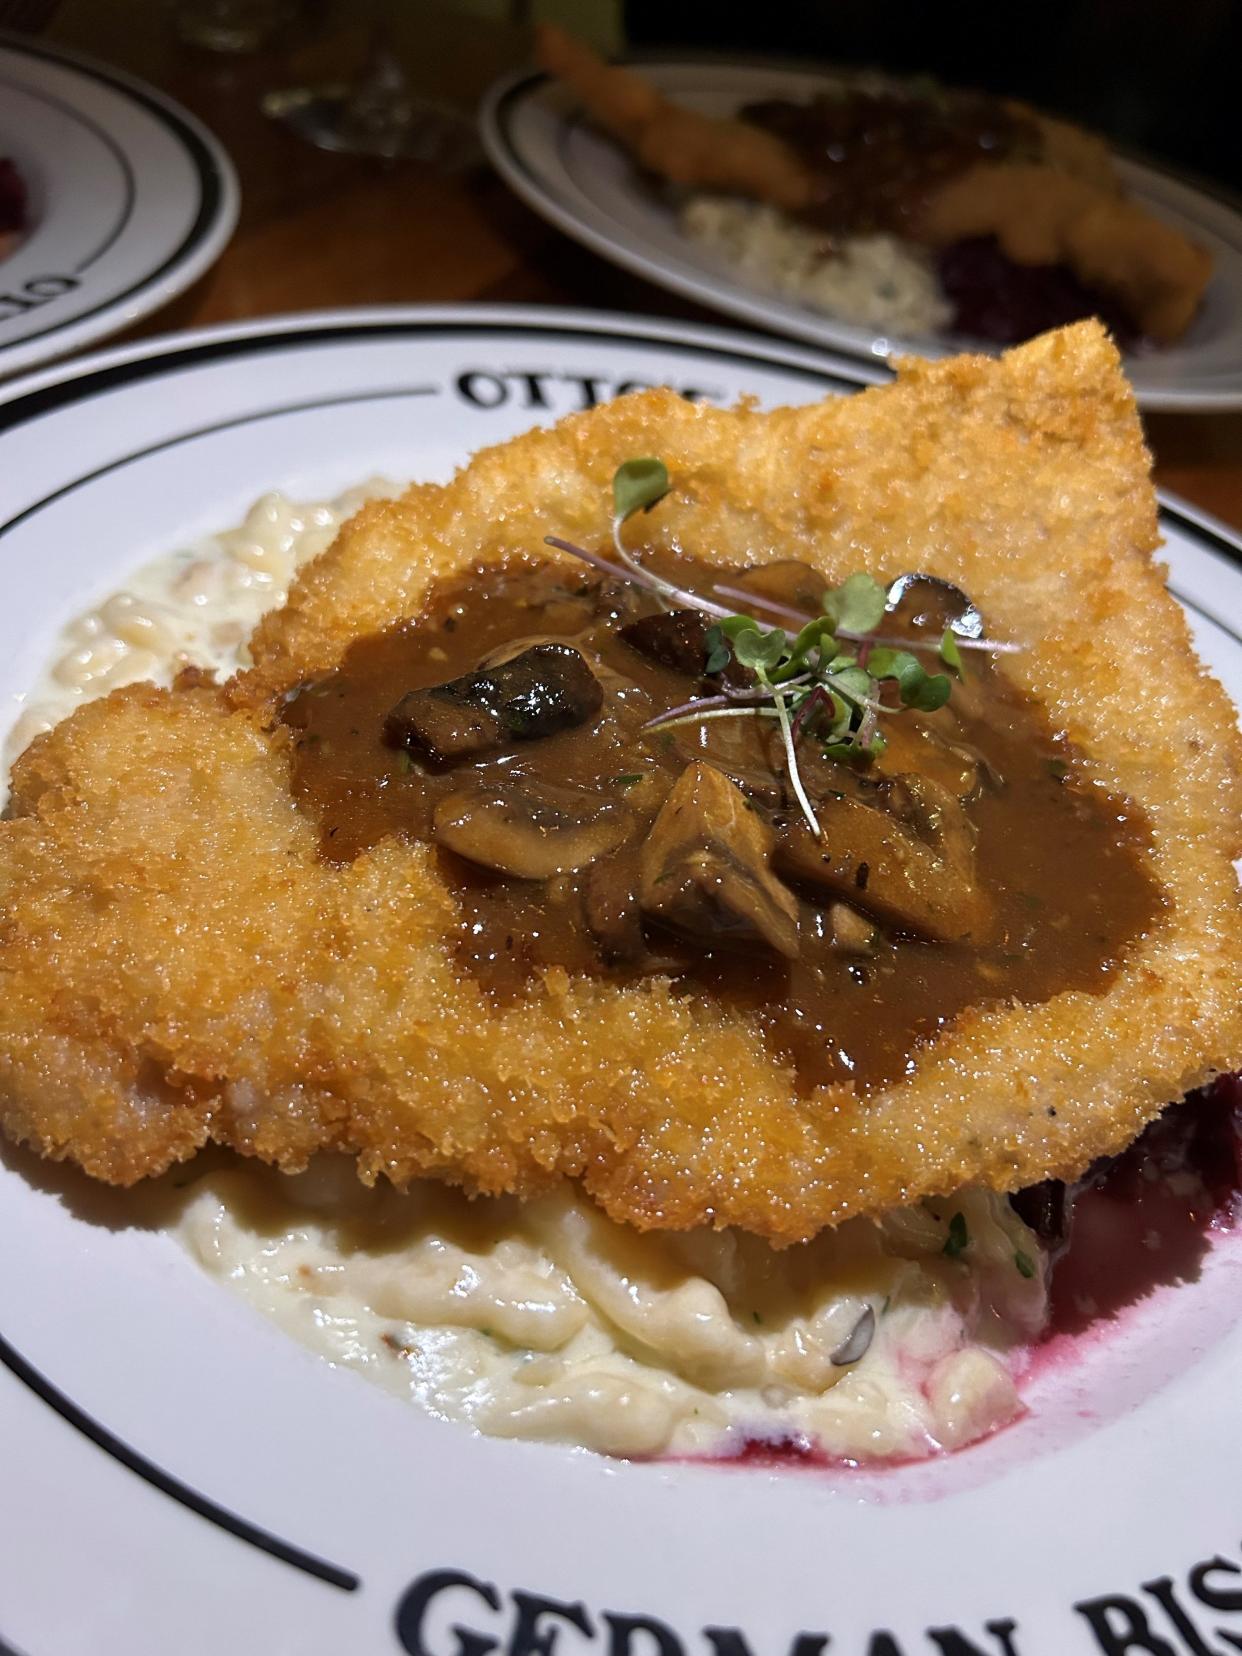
xmin=282 ymin=552 xmax=1160 ymax=1092
xmin=740 ymin=87 xmax=1041 ymax=238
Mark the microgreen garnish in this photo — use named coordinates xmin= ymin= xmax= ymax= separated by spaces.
xmin=703 ymin=624 xmax=731 ymax=675
xmin=1014 ymin=1249 xmax=1036 ymax=1279
xmin=939 ymin=628 xmax=965 ymax=678
xmin=544 ymin=458 xmax=1018 ymax=840
xmin=823 ymin=572 xmax=887 ymax=634
xmin=612 ymin=457 xmax=670 ymax=522
xmin=943 ymin=1211 xmax=969 ymax=1258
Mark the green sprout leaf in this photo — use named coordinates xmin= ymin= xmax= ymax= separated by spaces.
xmin=783 ymin=616 xmax=837 ymax=674
xmin=822 ymin=689 xmax=853 ymax=741
xmin=864 ymin=645 xmax=918 ymax=683
xmin=733 ymin=626 xmax=788 ymax=675
xmin=1014 ymin=1249 xmax=1037 ymax=1279
xmin=826 ymin=664 xmax=875 ymax=706
xmin=939 ymin=628 xmax=965 ymax=678
xmin=612 ymin=458 xmax=670 ymax=522
xmin=718 ymin=614 xmax=763 ymax=642
xmin=823 ymin=572 xmax=887 ymax=634
xmin=867 ymin=647 xmax=951 ymax=712
xmin=906 ymin=672 xmax=952 ymax=712
xmin=943 ymin=1211 xmax=969 ymax=1258
xmin=703 ymin=623 xmax=731 ymax=676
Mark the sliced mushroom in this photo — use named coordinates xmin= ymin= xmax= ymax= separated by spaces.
xmin=828 ymin=902 xmax=878 ymax=954
xmin=874 ymin=715 xmax=995 ymax=802
xmin=777 ymin=780 xmax=993 ymax=944
xmin=640 ymin=762 xmax=799 ymax=958
xmin=878 ymin=774 xmax=976 ymax=863
xmin=583 ymin=848 xmax=646 ymax=964
xmin=619 ymin=609 xmax=748 ymax=683
xmin=385 ymin=643 xmax=603 ymax=764
xmin=433 ymin=780 xmax=632 ymax=879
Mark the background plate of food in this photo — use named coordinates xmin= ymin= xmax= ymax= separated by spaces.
xmin=0 ymin=33 xmax=238 ymax=380
xmin=481 ymin=37 xmax=1242 ymax=412
xmin=0 ymin=304 xmax=1241 ymax=1654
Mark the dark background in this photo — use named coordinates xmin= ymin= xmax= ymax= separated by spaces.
xmin=624 ymin=0 xmax=1241 ymax=195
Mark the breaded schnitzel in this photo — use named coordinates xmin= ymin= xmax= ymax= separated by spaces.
xmin=2 ymin=322 xmax=1240 ymax=1244
xmin=534 ymin=26 xmax=1212 ymax=344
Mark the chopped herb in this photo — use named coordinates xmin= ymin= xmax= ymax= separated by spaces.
xmin=613 ymin=773 xmax=644 ymax=788
xmin=752 ymin=1311 xmax=762 ymax=1325
xmin=1046 ymin=758 xmax=1071 ymax=781
xmin=1015 ymin=1250 xmax=1037 ymax=1279
xmin=396 ymin=749 xmax=416 ymax=774
xmin=943 ymin=1211 xmax=969 ymax=1258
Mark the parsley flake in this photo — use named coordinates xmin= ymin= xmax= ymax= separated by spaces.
xmin=943 ymin=1211 xmax=969 ymax=1258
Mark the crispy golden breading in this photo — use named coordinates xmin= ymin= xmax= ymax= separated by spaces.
xmin=534 ymin=24 xmax=817 ymax=211
xmin=919 ymin=164 xmax=1214 ymax=342
xmin=3 ymin=323 xmax=1241 ymax=1244
xmin=535 ymin=27 xmax=1212 ymax=343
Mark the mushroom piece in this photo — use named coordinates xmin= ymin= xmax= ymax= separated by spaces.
xmin=639 ymin=761 xmax=800 ymax=958
xmin=583 ymin=847 xmax=647 ymax=964
xmin=828 ymin=902 xmax=878 ymax=954
xmin=385 ymin=643 xmax=603 ymax=764
xmin=873 ymin=715 xmax=997 ymax=803
xmin=619 ymin=609 xmax=748 ymax=684
xmin=777 ymin=777 xmax=993 ymax=944
xmin=433 ymin=780 xmax=632 ymax=879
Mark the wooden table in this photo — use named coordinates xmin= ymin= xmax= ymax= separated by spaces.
xmin=43 ymin=0 xmax=1242 ymax=534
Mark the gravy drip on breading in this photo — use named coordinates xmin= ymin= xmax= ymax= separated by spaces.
xmin=282 ymin=553 xmax=1159 ymax=1092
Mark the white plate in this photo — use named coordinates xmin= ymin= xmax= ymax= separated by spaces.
xmin=0 ymin=34 xmax=238 ymax=379
xmin=480 ymin=60 xmax=1242 ymax=412
xmin=1 ymin=305 xmax=1241 ymax=1655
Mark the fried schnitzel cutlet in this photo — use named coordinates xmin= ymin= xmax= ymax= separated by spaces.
xmin=2 ymin=322 xmax=1240 ymax=1245
xmin=534 ymin=26 xmax=1212 ymax=345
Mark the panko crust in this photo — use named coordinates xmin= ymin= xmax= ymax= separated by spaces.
xmin=3 ymin=322 xmax=1241 ymax=1243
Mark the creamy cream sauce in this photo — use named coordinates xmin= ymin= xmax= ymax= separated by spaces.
xmin=6 ymin=482 xmax=1048 ymax=1461
xmin=178 ymin=1160 xmax=1044 ymax=1460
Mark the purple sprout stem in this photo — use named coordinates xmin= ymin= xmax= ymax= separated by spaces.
xmin=712 ymin=584 xmax=814 ymax=627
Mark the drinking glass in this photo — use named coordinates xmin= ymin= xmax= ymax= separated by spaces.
xmin=261 ymin=0 xmax=478 ymax=166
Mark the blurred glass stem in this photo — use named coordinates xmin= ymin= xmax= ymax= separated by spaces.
xmin=262 ymin=0 xmax=479 ymax=166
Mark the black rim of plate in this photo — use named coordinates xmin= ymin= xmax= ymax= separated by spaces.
xmin=484 ymin=62 xmax=1242 ymax=396
xmin=0 ymin=312 xmax=1238 ymax=1624
xmin=0 ymin=34 xmax=229 ymax=356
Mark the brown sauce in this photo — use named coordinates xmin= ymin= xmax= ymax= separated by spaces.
xmin=282 ymin=553 xmax=1159 ymax=1092
xmin=741 ymin=86 xmax=1041 ymax=236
